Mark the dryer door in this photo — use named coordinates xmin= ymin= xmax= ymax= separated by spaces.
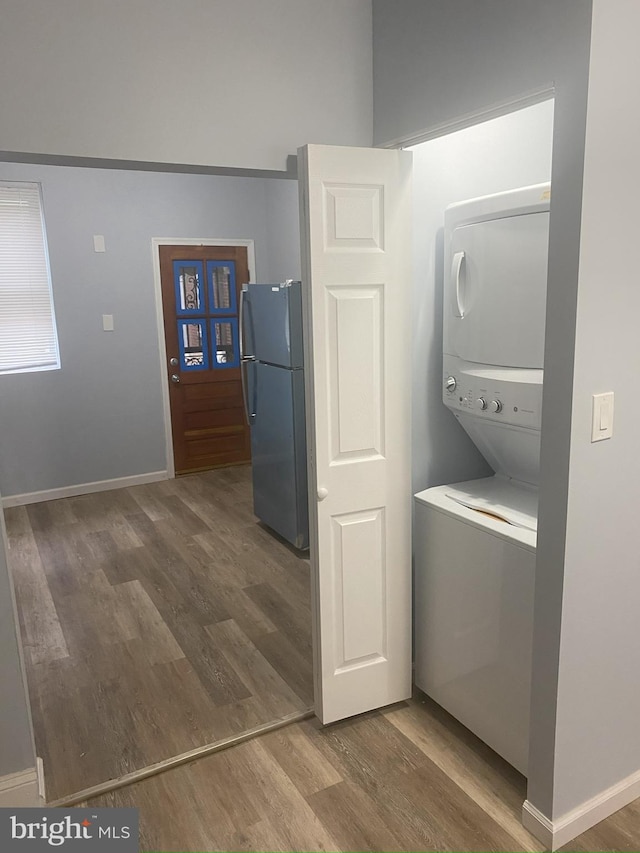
xmin=446 ymin=212 xmax=549 ymax=368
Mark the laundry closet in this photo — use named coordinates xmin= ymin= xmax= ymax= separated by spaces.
xmin=408 ymin=98 xmax=555 ymax=775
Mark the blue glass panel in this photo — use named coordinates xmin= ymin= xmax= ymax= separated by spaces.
xmin=207 ymin=261 xmax=237 ymax=315
xmin=177 ymin=319 xmax=209 ymax=371
xmin=173 ymin=261 xmax=205 ymax=315
xmin=211 ymin=318 xmax=239 ymax=369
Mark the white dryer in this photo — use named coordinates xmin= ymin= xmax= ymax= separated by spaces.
xmin=414 ymin=183 xmax=550 ymax=775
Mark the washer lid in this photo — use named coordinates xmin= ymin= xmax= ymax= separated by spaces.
xmin=415 ymin=475 xmax=538 ymax=543
xmin=445 ymin=476 xmax=538 ymax=531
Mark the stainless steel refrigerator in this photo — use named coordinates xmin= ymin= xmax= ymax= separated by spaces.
xmin=240 ymin=281 xmax=309 ymax=550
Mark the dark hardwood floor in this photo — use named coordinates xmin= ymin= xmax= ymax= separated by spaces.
xmin=5 ymin=466 xmax=313 ymax=802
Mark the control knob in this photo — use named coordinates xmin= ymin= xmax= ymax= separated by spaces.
xmin=475 ymin=397 xmax=487 ymax=410
xmin=489 ymin=399 xmax=503 ymax=413
xmin=445 ymin=376 xmax=456 ymax=393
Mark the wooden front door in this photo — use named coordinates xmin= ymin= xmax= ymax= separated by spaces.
xmin=159 ymin=244 xmax=251 ymax=474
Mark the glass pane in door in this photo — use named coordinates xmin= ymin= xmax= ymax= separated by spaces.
xmin=211 ymin=318 xmax=239 ymax=368
xmin=173 ymin=261 xmax=205 ymax=314
xmin=207 ymin=261 xmax=237 ymax=314
xmin=177 ymin=319 xmax=209 ymax=370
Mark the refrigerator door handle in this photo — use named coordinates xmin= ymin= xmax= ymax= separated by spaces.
xmin=241 ymin=355 xmax=256 ymax=425
xmin=239 ymin=284 xmax=248 ymax=361
xmin=239 ymin=283 xmax=257 ymax=361
xmin=239 ymin=285 xmax=256 ymax=425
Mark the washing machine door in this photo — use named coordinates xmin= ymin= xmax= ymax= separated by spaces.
xmin=446 ymin=211 xmax=549 ymax=369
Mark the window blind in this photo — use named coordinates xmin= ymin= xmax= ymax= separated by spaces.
xmin=0 ymin=181 xmax=60 ymax=373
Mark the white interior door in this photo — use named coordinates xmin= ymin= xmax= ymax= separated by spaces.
xmin=298 ymin=144 xmax=412 ymax=723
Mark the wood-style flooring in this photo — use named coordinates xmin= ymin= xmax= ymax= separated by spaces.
xmin=78 ymin=690 xmax=640 ymax=853
xmin=5 ymin=466 xmax=313 ymax=802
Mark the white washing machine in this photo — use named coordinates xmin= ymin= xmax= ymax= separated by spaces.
xmin=414 ymin=183 xmax=550 ymax=776
xmin=414 ymin=478 xmax=536 ymax=774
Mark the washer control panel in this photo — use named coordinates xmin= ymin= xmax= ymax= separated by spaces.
xmin=443 ymin=356 xmax=542 ymax=430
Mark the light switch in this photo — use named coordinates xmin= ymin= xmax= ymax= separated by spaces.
xmin=93 ymin=235 xmax=106 ymax=253
xmin=102 ymin=314 xmax=114 ymax=331
xmin=591 ymin=392 xmax=614 ymax=442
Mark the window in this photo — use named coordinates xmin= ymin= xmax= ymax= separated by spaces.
xmin=0 ymin=181 xmax=60 ymax=373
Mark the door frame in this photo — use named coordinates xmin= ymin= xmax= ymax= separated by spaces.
xmin=151 ymin=237 xmax=256 ymax=478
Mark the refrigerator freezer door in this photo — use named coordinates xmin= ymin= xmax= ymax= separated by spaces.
xmin=243 ymin=283 xmax=303 ymax=369
xmin=251 ymin=361 xmax=308 ymax=549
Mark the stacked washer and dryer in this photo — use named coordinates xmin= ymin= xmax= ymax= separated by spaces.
xmin=414 ymin=183 xmax=551 ymax=776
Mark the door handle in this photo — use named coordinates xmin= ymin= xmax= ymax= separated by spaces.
xmin=317 ymin=487 xmax=328 ymax=501
xmin=239 ymin=285 xmax=247 ymax=361
xmin=451 ymin=251 xmax=466 ymax=318
xmin=171 ymin=374 xmax=180 ymax=384
xmin=240 ymin=356 xmax=256 ymax=425
xmin=239 ymin=283 xmax=256 ymax=362
xmin=239 ymin=285 xmax=257 ymax=425
xmin=169 ymin=357 xmax=178 ymax=367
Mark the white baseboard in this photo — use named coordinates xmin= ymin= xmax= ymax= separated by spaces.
xmin=36 ymin=756 xmax=46 ymax=803
xmin=0 ymin=767 xmax=40 ymax=807
xmin=523 ymin=766 xmax=640 ymax=850
xmin=522 ymin=802 xmax=555 ymax=849
xmin=2 ymin=471 xmax=168 ymax=508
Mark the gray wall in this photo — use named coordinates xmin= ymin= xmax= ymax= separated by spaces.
xmin=543 ymin=0 xmax=640 ymax=818
xmin=0 ymin=163 xmax=300 ymax=497
xmin=373 ymin=0 xmax=594 ymax=827
xmin=0 ymin=0 xmax=373 ymax=172
xmin=0 ymin=506 xmax=36 ymax=776
xmin=264 ymin=179 xmax=301 ymax=282
xmin=373 ymin=0 xmax=587 ymax=147
xmin=410 ymin=99 xmax=554 ymax=495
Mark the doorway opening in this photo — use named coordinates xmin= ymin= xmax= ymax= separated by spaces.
xmin=405 ymin=96 xmax=555 ymax=781
xmin=3 ymin=168 xmax=314 ymax=805
xmin=158 ymin=243 xmax=251 ymax=475
xmin=152 ymin=238 xmax=257 ymax=479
